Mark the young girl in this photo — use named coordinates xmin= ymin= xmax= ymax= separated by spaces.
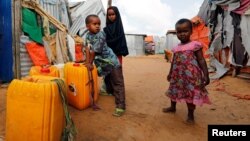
xmin=163 ymin=19 xmax=211 ymax=124
xmin=103 ymin=6 xmax=128 ymax=95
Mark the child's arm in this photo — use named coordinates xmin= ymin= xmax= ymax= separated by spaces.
xmin=167 ymin=54 xmax=174 ymax=81
xmin=86 ymin=50 xmax=95 ymax=71
xmin=85 ymin=43 xmax=95 ymax=71
xmin=195 ymin=49 xmax=210 ymax=86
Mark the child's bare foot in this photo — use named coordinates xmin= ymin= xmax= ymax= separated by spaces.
xmin=162 ymin=107 xmax=176 ymax=113
xmin=185 ymin=115 xmax=195 ymax=125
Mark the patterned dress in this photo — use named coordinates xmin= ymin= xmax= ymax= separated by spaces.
xmin=86 ymin=31 xmax=120 ymax=77
xmin=167 ymin=41 xmax=211 ymax=106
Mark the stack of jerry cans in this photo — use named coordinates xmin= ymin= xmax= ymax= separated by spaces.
xmin=29 ymin=65 xmax=60 ymax=77
xmin=64 ymin=62 xmax=99 ymax=110
xmin=6 ymin=75 xmax=65 ymax=141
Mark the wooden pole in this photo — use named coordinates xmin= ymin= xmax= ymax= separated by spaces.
xmin=13 ymin=0 xmax=21 ymax=79
xmin=108 ymin=0 xmax=112 ymax=7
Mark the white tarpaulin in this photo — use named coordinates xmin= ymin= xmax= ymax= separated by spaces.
xmin=69 ymin=0 xmax=106 ymax=37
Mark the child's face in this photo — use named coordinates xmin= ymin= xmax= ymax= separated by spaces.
xmin=87 ymin=17 xmax=101 ymax=34
xmin=107 ymin=9 xmax=116 ymax=22
xmin=176 ymin=22 xmax=192 ymax=44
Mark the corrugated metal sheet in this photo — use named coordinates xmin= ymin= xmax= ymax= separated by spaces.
xmin=39 ymin=0 xmax=70 ymax=28
xmin=166 ymin=33 xmax=179 ymax=50
xmin=20 ymin=35 xmax=34 ymax=78
xmin=69 ymin=0 xmax=106 ymax=37
xmin=154 ymin=36 xmax=167 ymax=54
xmin=0 ymin=0 xmax=13 ymax=82
xmin=125 ymin=34 xmax=146 ymax=56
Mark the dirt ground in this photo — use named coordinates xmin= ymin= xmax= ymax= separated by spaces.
xmin=1 ymin=55 xmax=250 ymax=141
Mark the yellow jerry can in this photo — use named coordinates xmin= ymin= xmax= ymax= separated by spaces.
xmin=6 ymin=76 xmax=65 ymax=141
xmin=29 ymin=65 xmax=60 ymax=77
xmin=64 ymin=62 xmax=99 ymax=110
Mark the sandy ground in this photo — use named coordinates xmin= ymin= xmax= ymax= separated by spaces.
xmin=1 ymin=55 xmax=250 ymax=141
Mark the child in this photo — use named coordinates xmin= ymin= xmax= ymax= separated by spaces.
xmin=163 ymin=19 xmax=211 ymax=124
xmin=102 ymin=6 xmax=128 ymax=96
xmin=85 ymin=14 xmax=126 ymax=117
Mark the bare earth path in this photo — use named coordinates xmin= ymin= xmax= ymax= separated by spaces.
xmin=1 ymin=55 xmax=250 ymax=141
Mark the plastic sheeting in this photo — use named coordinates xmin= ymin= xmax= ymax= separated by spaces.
xmin=69 ymin=0 xmax=106 ymax=37
xmin=191 ymin=16 xmax=210 ymax=58
xmin=39 ymin=0 xmax=71 ymax=28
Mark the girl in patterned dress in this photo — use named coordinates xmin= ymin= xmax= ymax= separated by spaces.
xmin=163 ymin=19 xmax=211 ymax=124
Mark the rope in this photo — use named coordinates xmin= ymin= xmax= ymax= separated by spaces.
xmin=52 ymin=79 xmax=77 ymax=141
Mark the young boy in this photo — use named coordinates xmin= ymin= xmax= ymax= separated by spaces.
xmin=85 ymin=14 xmax=126 ymax=117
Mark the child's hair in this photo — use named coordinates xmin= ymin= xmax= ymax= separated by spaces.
xmin=85 ymin=14 xmax=99 ymax=24
xmin=175 ymin=18 xmax=193 ymax=31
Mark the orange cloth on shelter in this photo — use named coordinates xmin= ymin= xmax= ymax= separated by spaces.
xmin=145 ymin=36 xmax=154 ymax=43
xmin=191 ymin=16 xmax=210 ymax=58
xmin=25 ymin=42 xmax=50 ymax=66
xmin=75 ymin=44 xmax=84 ymax=62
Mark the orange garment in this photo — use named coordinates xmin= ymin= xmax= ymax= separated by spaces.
xmin=75 ymin=44 xmax=84 ymax=62
xmin=25 ymin=42 xmax=49 ymax=66
xmin=145 ymin=36 xmax=154 ymax=43
xmin=191 ymin=16 xmax=210 ymax=58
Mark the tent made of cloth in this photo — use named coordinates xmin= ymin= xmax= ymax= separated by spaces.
xmin=145 ymin=36 xmax=154 ymax=43
xmin=69 ymin=0 xmax=106 ymax=37
xmin=191 ymin=16 xmax=210 ymax=58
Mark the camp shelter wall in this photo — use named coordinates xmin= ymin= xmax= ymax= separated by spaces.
xmin=8 ymin=0 xmax=107 ymax=80
xmin=125 ymin=34 xmax=146 ymax=56
xmin=154 ymin=36 xmax=167 ymax=54
xmin=0 ymin=0 xmax=13 ymax=82
xmin=68 ymin=0 xmax=106 ymax=38
xmin=166 ymin=31 xmax=179 ymax=50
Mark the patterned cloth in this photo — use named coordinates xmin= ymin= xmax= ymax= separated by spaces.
xmin=167 ymin=41 xmax=211 ymax=106
xmin=86 ymin=31 xmax=120 ymax=76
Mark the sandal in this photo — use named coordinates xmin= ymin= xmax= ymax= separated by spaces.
xmin=112 ymin=108 xmax=125 ymax=117
xmin=162 ymin=107 xmax=176 ymax=113
xmin=100 ymin=91 xmax=113 ymax=96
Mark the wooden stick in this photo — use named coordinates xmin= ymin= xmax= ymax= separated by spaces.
xmin=21 ymin=1 xmax=67 ymax=32
xmin=108 ymin=0 xmax=112 ymax=7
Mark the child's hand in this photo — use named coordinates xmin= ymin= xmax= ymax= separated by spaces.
xmin=167 ymin=74 xmax=171 ymax=82
xmin=201 ymin=77 xmax=210 ymax=88
xmin=203 ymin=77 xmax=210 ymax=86
xmin=86 ymin=63 xmax=94 ymax=71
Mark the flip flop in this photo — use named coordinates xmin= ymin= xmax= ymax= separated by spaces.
xmin=112 ymin=108 xmax=125 ymax=117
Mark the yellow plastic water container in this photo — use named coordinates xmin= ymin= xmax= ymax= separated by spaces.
xmin=6 ymin=76 xmax=65 ymax=141
xmin=29 ymin=65 xmax=60 ymax=77
xmin=64 ymin=62 xmax=99 ymax=110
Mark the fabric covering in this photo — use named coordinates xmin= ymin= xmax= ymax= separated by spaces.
xmin=25 ymin=42 xmax=49 ymax=66
xmin=191 ymin=16 xmax=210 ymax=58
xmin=104 ymin=6 xmax=129 ymax=56
xmin=22 ymin=8 xmax=43 ymax=44
xmin=69 ymin=0 xmax=106 ymax=37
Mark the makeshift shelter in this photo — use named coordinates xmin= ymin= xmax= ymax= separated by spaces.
xmin=165 ymin=30 xmax=179 ymax=50
xmin=191 ymin=16 xmax=210 ymax=58
xmin=4 ymin=0 xmax=107 ymax=79
xmin=126 ymin=34 xmax=146 ymax=56
xmin=151 ymin=36 xmax=167 ymax=54
xmin=144 ymin=36 xmax=155 ymax=55
xmin=198 ymin=0 xmax=250 ymax=79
